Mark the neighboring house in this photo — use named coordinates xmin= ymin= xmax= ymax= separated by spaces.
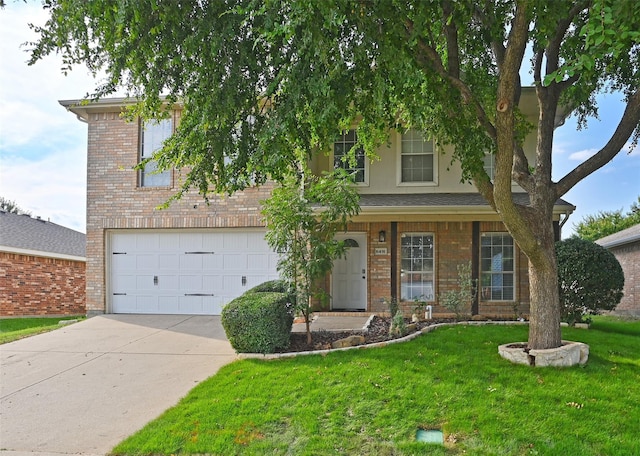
xmin=0 ymin=210 xmax=86 ymax=316
xmin=60 ymin=89 xmax=574 ymax=318
xmin=596 ymin=224 xmax=640 ymax=317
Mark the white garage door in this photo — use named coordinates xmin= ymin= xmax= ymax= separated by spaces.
xmin=109 ymin=230 xmax=280 ymax=315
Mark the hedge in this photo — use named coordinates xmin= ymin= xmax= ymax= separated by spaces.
xmin=221 ymin=291 xmax=294 ymax=354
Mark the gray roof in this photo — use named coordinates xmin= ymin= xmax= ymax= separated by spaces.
xmin=0 ymin=210 xmax=86 ymax=258
xmin=595 ymin=223 xmax=640 ymax=249
xmin=357 ymin=193 xmax=574 ymax=210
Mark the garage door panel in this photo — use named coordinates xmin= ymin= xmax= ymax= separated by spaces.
xmin=246 ymin=254 xmax=268 ymax=270
xmin=110 ymin=230 xmax=278 ymax=315
xmin=136 ymin=254 xmax=157 ymax=270
xmin=203 ymin=255 xmax=223 ymax=269
xmin=112 ymin=254 xmax=135 ymax=270
xmin=159 ymin=254 xmax=179 ymax=269
xmin=158 ymin=275 xmax=178 ymax=290
xmin=224 ymin=232 xmax=247 ymax=249
xmin=223 ymin=254 xmax=246 ymax=269
xmin=136 ymin=234 xmax=159 ymax=250
xmin=180 ymin=254 xmax=203 ymax=270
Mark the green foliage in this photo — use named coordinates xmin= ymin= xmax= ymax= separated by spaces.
xmin=246 ymin=280 xmax=294 ymax=299
xmin=574 ymin=196 xmax=640 ymax=241
xmin=30 ymin=0 xmax=640 ymax=350
xmin=439 ymin=262 xmax=477 ymax=320
xmin=388 ymin=310 xmax=407 ymax=337
xmin=555 ymin=238 xmax=624 ymax=325
xmin=220 ymin=292 xmax=294 ymax=354
xmin=262 ymin=167 xmax=360 ymax=342
xmin=384 ymin=297 xmax=399 ymax=317
xmin=114 ymin=320 xmax=640 ymax=455
xmin=0 ymin=317 xmax=83 ymax=344
xmin=0 ymin=196 xmax=31 ymax=215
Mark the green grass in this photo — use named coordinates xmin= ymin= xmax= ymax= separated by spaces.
xmin=0 ymin=316 xmax=83 ymax=344
xmin=113 ymin=316 xmax=640 ymax=455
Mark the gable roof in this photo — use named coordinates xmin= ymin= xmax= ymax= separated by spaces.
xmin=595 ymin=223 xmax=640 ymax=249
xmin=0 ymin=210 xmax=86 ymax=260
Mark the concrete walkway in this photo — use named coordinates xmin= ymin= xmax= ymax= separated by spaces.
xmin=291 ymin=314 xmax=373 ymax=333
xmin=0 ymin=315 xmax=236 ymax=456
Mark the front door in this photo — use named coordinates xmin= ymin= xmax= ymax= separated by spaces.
xmin=331 ymin=233 xmax=367 ymax=311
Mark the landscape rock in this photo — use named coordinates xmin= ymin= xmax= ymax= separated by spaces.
xmin=331 ymin=335 xmax=365 ymax=349
xmin=498 ymin=340 xmax=589 ymax=367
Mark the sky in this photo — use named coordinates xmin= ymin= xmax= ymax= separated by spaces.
xmin=1 ymin=2 xmax=639 ymax=237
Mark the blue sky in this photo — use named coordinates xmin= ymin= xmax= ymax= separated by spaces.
xmin=1 ymin=2 xmax=638 ymax=236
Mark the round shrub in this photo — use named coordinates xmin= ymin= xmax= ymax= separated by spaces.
xmin=221 ymin=292 xmax=294 ymax=353
xmin=555 ymin=237 xmax=624 ymax=324
xmin=246 ymin=279 xmax=296 ymax=306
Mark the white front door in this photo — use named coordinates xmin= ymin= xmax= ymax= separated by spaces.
xmin=331 ymin=233 xmax=367 ymax=311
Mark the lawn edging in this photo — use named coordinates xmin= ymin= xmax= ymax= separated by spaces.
xmin=238 ymin=320 xmax=530 ymax=359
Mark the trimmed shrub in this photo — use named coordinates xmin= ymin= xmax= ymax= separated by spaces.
xmin=555 ymin=237 xmax=624 ymax=324
xmin=221 ymin=292 xmax=294 ymax=354
xmin=246 ymin=279 xmax=288 ymax=294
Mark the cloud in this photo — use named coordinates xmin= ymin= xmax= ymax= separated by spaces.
xmin=568 ymin=148 xmax=598 ymax=161
xmin=567 ymin=142 xmax=637 ymax=161
xmin=0 ymin=2 xmax=95 ymax=233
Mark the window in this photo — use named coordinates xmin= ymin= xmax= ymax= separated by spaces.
xmin=334 ymin=130 xmax=366 ymax=183
xmin=483 ymin=152 xmax=495 ymax=181
xmin=140 ymin=118 xmax=172 ymax=187
xmin=480 ymin=233 xmax=515 ymax=301
xmin=401 ymin=129 xmax=434 ymax=183
xmin=400 ymin=233 xmax=434 ymax=301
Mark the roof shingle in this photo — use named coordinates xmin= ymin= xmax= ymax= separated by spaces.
xmin=0 ymin=210 xmax=86 ymax=258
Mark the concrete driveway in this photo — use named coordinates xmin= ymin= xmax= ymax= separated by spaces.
xmin=0 ymin=315 xmax=236 ymax=455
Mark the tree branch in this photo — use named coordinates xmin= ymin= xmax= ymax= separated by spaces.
xmin=556 ymin=88 xmax=640 ymax=197
xmin=404 ymin=18 xmax=497 ymax=140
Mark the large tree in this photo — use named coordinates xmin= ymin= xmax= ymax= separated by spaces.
xmin=574 ymin=196 xmax=640 ymax=241
xmin=29 ymin=0 xmax=640 ymax=350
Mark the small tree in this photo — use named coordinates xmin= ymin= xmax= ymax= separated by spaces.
xmin=440 ymin=262 xmax=477 ymax=320
xmin=262 ymin=167 xmax=360 ymax=344
xmin=555 ymin=238 xmax=624 ymax=325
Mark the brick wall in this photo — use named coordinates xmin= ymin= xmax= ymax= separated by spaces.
xmin=314 ymin=220 xmax=530 ymax=318
xmin=609 ymin=241 xmax=639 ymax=316
xmin=85 ymin=110 xmax=273 ymax=315
xmin=0 ymin=252 xmax=86 ymax=316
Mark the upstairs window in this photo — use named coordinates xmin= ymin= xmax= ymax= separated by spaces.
xmin=140 ymin=118 xmax=172 ymax=187
xmin=483 ymin=152 xmax=495 ymax=181
xmin=334 ymin=130 xmax=366 ymax=184
xmin=480 ymin=233 xmax=515 ymax=301
xmin=400 ymin=129 xmax=435 ymax=183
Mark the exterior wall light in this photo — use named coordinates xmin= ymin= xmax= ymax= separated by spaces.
xmin=379 ymin=230 xmax=386 ymax=243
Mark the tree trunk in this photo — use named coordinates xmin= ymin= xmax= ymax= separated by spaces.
xmin=527 ymin=247 xmax=562 ymax=350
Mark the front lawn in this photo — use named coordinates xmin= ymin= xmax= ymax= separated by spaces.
xmin=0 ymin=316 xmax=83 ymax=344
xmin=113 ymin=316 xmax=640 ymax=455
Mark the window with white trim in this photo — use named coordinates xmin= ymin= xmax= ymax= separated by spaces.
xmin=140 ymin=118 xmax=172 ymax=187
xmin=334 ymin=130 xmax=366 ymax=184
xmin=401 ymin=129 xmax=434 ymax=183
xmin=483 ymin=152 xmax=495 ymax=181
xmin=400 ymin=233 xmax=435 ymax=301
xmin=480 ymin=233 xmax=515 ymax=301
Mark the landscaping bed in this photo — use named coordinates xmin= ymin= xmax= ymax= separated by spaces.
xmin=282 ymin=316 xmax=455 ymax=352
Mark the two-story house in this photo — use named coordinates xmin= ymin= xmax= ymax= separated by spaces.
xmin=61 ymin=89 xmax=574 ymax=318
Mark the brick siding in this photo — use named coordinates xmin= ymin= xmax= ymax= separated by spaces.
xmin=85 ymin=111 xmax=273 ymax=315
xmin=311 ymin=220 xmax=530 ymax=319
xmin=0 ymin=252 xmax=86 ymax=316
xmin=85 ymin=108 xmax=531 ymax=319
xmin=609 ymin=241 xmax=640 ymax=316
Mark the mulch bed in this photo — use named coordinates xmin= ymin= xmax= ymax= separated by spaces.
xmin=280 ymin=315 xmax=456 ymax=353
